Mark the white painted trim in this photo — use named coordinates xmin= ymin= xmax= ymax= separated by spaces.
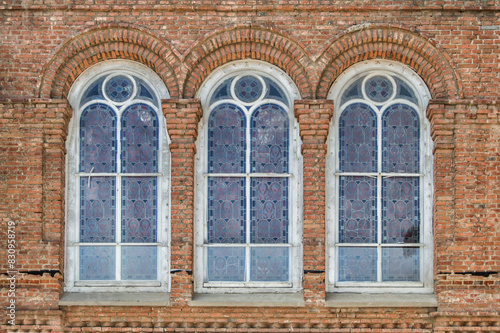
xmin=326 ymin=60 xmax=434 ymax=294
xmin=194 ymin=60 xmax=303 ymax=294
xmin=65 ymin=60 xmax=171 ymax=293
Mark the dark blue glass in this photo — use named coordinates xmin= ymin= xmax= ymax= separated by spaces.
xmin=80 ymin=177 xmax=116 ymax=243
xmin=251 ymin=104 xmax=289 ymax=173
xmin=121 ymin=104 xmax=159 ymax=173
xmin=382 ymin=177 xmax=420 ymax=243
xmin=210 ymin=78 xmax=234 ymax=105
xmin=250 ymin=247 xmax=289 ymax=281
xmin=395 ymin=78 xmax=418 ymax=105
xmin=339 ymin=176 xmax=377 ymax=243
xmin=81 ymin=77 xmax=105 ymax=105
xmin=105 ymin=75 xmax=134 ymax=103
xmin=121 ymin=177 xmax=157 ymax=243
xmin=365 ymin=75 xmax=393 ymax=103
xmin=79 ymin=104 xmax=117 ymax=173
xmin=207 ymin=177 xmax=246 ymax=243
xmin=340 ymin=77 xmax=363 ymax=105
xmin=382 ymin=104 xmax=420 ymax=173
xmin=208 ymin=104 xmax=246 ymax=173
xmin=250 ymin=177 xmax=288 ymax=243
xmin=339 ymin=103 xmax=377 ymax=173
xmin=263 ymin=77 xmax=288 ymax=105
xmin=136 ymin=78 xmax=158 ymax=106
xmin=234 ymin=76 xmax=263 ymax=103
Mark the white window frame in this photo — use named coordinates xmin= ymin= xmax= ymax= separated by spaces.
xmin=194 ymin=60 xmax=303 ymax=294
xmin=65 ymin=60 xmax=171 ymax=293
xmin=326 ymin=60 xmax=434 ymax=294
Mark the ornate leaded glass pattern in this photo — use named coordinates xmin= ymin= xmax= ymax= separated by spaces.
xmin=76 ymin=72 xmax=162 ymax=282
xmin=335 ymin=70 xmax=424 ymax=287
xmin=204 ymin=72 xmax=293 ymax=286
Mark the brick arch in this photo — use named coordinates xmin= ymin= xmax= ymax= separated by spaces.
xmin=316 ymin=26 xmax=461 ymax=100
xmin=182 ymin=25 xmax=315 ymax=99
xmin=39 ymin=24 xmax=182 ymax=99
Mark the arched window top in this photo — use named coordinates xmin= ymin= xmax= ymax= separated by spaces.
xmin=197 ymin=60 xmax=300 ymax=113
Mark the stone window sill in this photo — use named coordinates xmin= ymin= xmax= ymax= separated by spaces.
xmin=190 ymin=292 xmax=305 ymax=307
xmin=325 ymin=293 xmax=437 ymax=308
xmin=59 ymin=292 xmax=170 ymax=306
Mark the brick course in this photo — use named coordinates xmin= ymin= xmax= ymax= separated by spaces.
xmin=1 ymin=1 xmax=499 ymax=332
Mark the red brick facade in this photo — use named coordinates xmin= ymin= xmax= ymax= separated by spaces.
xmin=1 ymin=1 xmax=499 ymax=332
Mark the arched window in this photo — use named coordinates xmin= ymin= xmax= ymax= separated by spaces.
xmin=194 ymin=61 xmax=302 ymax=293
xmin=327 ymin=61 xmax=433 ymax=294
xmin=65 ymin=61 xmax=170 ymax=292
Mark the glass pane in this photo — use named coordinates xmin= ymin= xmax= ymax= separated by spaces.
xmin=137 ymin=78 xmax=158 ymax=106
xmin=250 ymin=247 xmax=289 ymax=282
xmin=263 ymin=77 xmax=288 ymax=105
xmin=234 ymin=75 xmax=263 ymax=103
xmin=251 ymin=104 xmax=289 ymax=173
xmin=121 ymin=104 xmax=158 ymax=173
xmin=121 ymin=246 xmax=157 ymax=280
xmin=105 ymin=75 xmax=134 ymax=103
xmin=207 ymin=177 xmax=246 ymax=244
xmin=339 ymin=176 xmax=377 ymax=243
xmin=208 ymin=104 xmax=246 ymax=173
xmin=395 ymin=78 xmax=418 ymax=105
xmin=207 ymin=247 xmax=245 ymax=281
xmin=210 ymin=78 xmax=233 ymax=105
xmin=80 ymin=177 xmax=116 ymax=243
xmin=338 ymin=247 xmax=377 ymax=282
xmin=382 ymin=247 xmax=420 ymax=281
xmin=81 ymin=77 xmax=105 ymax=105
xmin=382 ymin=177 xmax=420 ymax=243
xmin=364 ymin=75 xmax=394 ymax=103
xmin=339 ymin=103 xmax=377 ymax=172
xmin=382 ymin=103 xmax=420 ymax=173
xmin=251 ymin=178 xmax=288 ymax=243
xmin=79 ymin=246 xmax=115 ymax=280
xmin=121 ymin=177 xmax=157 ymax=243
xmin=340 ymin=77 xmax=363 ymax=105
xmin=79 ymin=103 xmax=117 ymax=173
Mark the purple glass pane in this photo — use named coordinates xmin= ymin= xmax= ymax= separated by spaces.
xmin=339 ymin=176 xmax=377 ymax=243
xmin=251 ymin=104 xmax=289 ymax=173
xmin=251 ymin=177 xmax=288 ymax=244
xmin=121 ymin=246 xmax=157 ymax=280
xmin=121 ymin=104 xmax=158 ymax=173
xmin=250 ymin=247 xmax=289 ymax=282
xmin=235 ymin=76 xmax=263 ymax=103
xmin=121 ymin=177 xmax=157 ymax=243
xmin=207 ymin=247 xmax=245 ymax=281
xmin=207 ymin=177 xmax=246 ymax=243
xmin=339 ymin=103 xmax=377 ymax=172
xmin=382 ymin=177 xmax=420 ymax=243
xmin=79 ymin=104 xmax=117 ymax=173
xmin=80 ymin=246 xmax=115 ymax=280
xmin=105 ymin=75 xmax=134 ymax=103
xmin=208 ymin=104 xmax=246 ymax=173
xmin=382 ymin=247 xmax=420 ymax=281
xmin=382 ymin=104 xmax=420 ymax=173
xmin=365 ymin=75 xmax=394 ymax=103
xmin=80 ymin=177 xmax=116 ymax=243
xmin=338 ymin=247 xmax=377 ymax=282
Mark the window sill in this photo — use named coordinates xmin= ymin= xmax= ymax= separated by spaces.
xmin=59 ymin=292 xmax=170 ymax=306
xmin=191 ymin=292 xmax=305 ymax=307
xmin=325 ymin=293 xmax=437 ymax=308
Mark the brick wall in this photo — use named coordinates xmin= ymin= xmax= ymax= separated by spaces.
xmin=1 ymin=1 xmax=499 ymax=332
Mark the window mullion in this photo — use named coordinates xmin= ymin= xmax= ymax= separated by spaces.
xmin=116 ymin=108 xmax=122 ymax=281
xmin=377 ymin=110 xmax=383 ymax=283
xmin=245 ymin=111 xmax=252 ymax=283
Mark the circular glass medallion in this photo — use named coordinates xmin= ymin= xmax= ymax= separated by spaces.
xmin=364 ymin=75 xmax=393 ymax=103
xmin=234 ymin=76 xmax=263 ymax=103
xmin=104 ymin=75 xmax=134 ymax=103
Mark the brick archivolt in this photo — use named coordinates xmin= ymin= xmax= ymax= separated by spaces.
xmin=316 ymin=25 xmax=461 ymax=100
xmin=39 ymin=24 xmax=460 ymax=102
xmin=39 ymin=24 xmax=181 ymax=99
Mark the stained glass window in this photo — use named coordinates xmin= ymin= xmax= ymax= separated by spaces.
xmin=75 ymin=71 xmax=164 ymax=283
xmin=204 ymin=73 xmax=293 ymax=286
xmin=334 ymin=69 xmax=427 ymax=288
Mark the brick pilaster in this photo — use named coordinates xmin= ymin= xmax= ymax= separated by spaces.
xmin=294 ymin=99 xmax=334 ymax=307
xmin=163 ymin=98 xmax=203 ymax=306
